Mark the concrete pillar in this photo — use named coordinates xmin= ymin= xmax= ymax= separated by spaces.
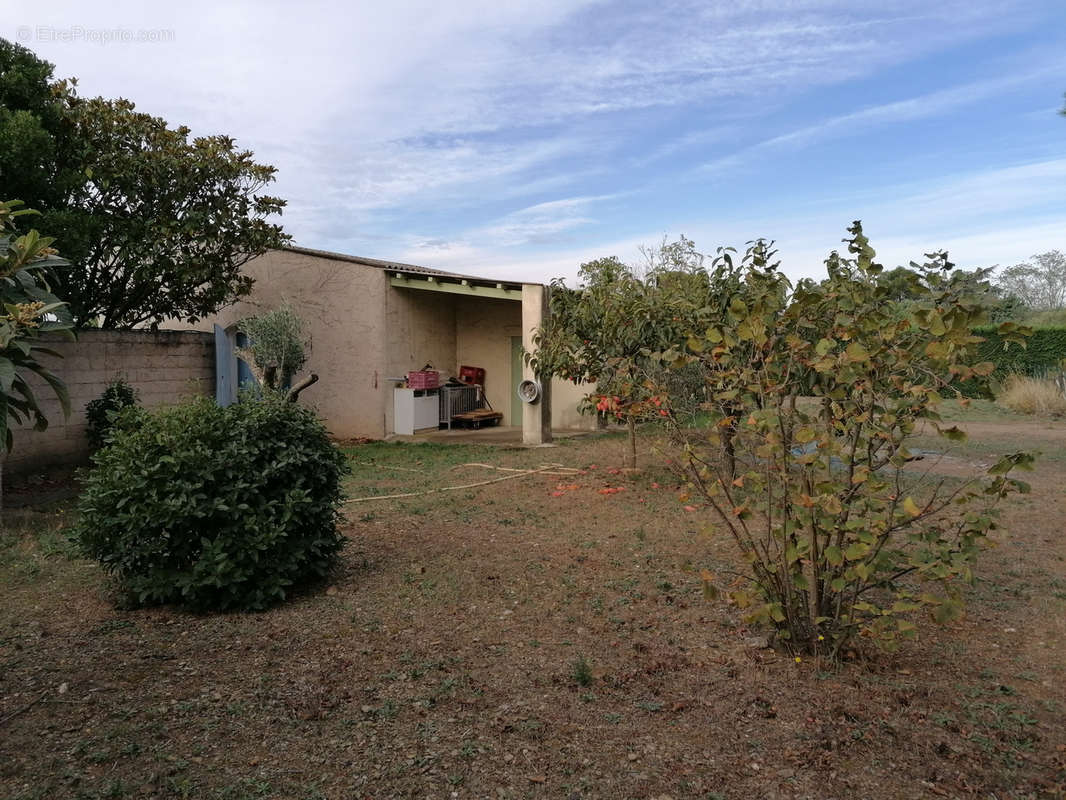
xmin=521 ymin=284 xmax=552 ymax=445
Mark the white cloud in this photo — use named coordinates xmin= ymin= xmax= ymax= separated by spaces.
xmin=681 ymin=157 xmax=1066 ymax=280
xmin=8 ymin=0 xmax=1061 ymax=277
xmin=702 ymin=68 xmax=1062 ymax=173
xmin=395 ymin=157 xmax=1066 ymax=285
xmin=470 ymin=194 xmax=620 ymax=247
xmin=396 ymin=229 xmax=655 ymax=285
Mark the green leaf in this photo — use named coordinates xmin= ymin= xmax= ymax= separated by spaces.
xmin=844 ymin=542 xmax=869 ymax=561
xmin=0 ymin=357 xmax=14 ymax=393
xmin=845 ymin=341 xmax=870 ymax=361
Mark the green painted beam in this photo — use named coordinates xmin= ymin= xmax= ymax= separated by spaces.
xmin=390 ymin=274 xmax=521 ymax=300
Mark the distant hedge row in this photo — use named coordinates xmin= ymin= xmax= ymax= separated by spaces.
xmin=957 ymin=326 xmax=1066 ymax=397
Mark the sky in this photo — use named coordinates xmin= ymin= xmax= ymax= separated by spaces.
xmin=5 ymin=0 xmax=1066 ymax=285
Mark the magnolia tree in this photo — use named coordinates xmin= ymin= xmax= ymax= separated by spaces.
xmin=654 ymin=223 xmax=1033 ymax=657
xmin=0 ymin=40 xmax=289 ymax=329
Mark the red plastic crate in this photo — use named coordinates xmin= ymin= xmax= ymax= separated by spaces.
xmin=407 ymin=370 xmax=439 ymax=389
xmin=458 ymin=365 xmax=485 ymax=386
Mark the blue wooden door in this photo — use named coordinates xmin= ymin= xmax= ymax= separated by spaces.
xmin=214 ymin=324 xmax=236 ymax=406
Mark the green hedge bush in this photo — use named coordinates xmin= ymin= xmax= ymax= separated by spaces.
xmin=85 ymin=379 xmax=139 ymax=448
xmin=957 ymin=326 xmax=1066 ymax=397
xmin=73 ymin=397 xmax=349 ymax=611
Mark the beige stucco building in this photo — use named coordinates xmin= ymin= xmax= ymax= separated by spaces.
xmin=184 ymin=246 xmax=593 ymax=444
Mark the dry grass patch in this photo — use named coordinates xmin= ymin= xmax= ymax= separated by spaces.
xmin=2 ymin=426 xmax=1066 ymax=798
xmin=998 ymin=375 xmax=1066 ymax=417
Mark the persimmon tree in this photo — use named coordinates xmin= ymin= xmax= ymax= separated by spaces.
xmin=530 ymin=255 xmax=690 ymax=468
xmin=658 ymin=222 xmax=1034 ymax=657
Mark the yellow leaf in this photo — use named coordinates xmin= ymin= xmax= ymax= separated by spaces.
xmin=903 ymin=496 xmax=921 ymax=517
xmin=821 ymin=494 xmax=843 ymax=514
xmin=845 ymin=341 xmax=870 ymax=361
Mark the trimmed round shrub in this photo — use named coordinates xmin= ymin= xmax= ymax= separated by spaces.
xmin=85 ymin=379 xmax=139 ymax=449
xmin=74 ymin=397 xmax=349 ymax=611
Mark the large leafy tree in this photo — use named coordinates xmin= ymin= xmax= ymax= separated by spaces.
xmin=0 ymin=39 xmax=74 ymax=209
xmin=0 ymin=38 xmax=289 ymax=328
xmin=49 ymin=93 xmax=289 ymax=328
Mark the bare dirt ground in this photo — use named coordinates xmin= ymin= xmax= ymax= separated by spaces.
xmin=3 ymin=405 xmax=1066 ymax=799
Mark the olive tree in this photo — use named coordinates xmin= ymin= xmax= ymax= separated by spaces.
xmin=237 ymin=304 xmax=318 ymax=402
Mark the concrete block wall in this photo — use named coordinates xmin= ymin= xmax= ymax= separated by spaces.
xmin=169 ymin=250 xmax=393 ymax=440
xmin=7 ymin=330 xmax=215 ymax=476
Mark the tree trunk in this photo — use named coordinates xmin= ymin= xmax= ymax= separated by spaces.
xmin=623 ymin=416 xmax=637 ymax=470
xmin=722 ymin=425 xmax=736 ymax=480
xmin=286 ymin=373 xmax=319 ymax=403
xmin=721 ymin=404 xmax=738 ymax=479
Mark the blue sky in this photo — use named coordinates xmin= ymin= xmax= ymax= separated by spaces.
xmin=8 ymin=0 xmax=1066 ymax=284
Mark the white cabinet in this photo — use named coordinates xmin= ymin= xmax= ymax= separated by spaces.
xmin=394 ymin=388 xmax=440 ymax=435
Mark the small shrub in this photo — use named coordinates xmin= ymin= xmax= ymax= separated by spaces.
xmin=85 ymin=379 xmax=139 ymax=448
xmin=571 ymin=656 xmax=593 ymax=687
xmin=73 ymin=397 xmax=348 ymax=611
xmin=998 ymin=375 xmax=1066 ymax=416
xmin=660 ymin=223 xmax=1033 ymax=657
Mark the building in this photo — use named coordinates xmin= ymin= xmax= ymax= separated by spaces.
xmin=184 ymin=246 xmax=594 ymax=443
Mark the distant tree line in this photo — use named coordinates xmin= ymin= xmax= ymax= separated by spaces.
xmin=873 ymin=250 xmax=1066 ymax=326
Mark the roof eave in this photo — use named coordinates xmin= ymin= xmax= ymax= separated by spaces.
xmin=278 ymin=244 xmax=531 ymax=290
